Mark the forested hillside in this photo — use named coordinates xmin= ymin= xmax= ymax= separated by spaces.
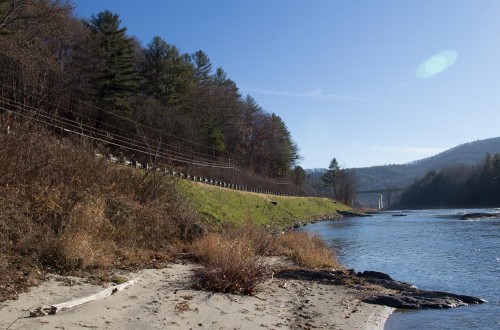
xmin=354 ymin=137 xmax=500 ymax=191
xmin=396 ymin=154 xmax=500 ymax=209
xmin=0 ymin=1 xmax=302 ymax=191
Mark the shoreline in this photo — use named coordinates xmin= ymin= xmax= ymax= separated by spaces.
xmin=0 ymin=262 xmax=394 ymax=329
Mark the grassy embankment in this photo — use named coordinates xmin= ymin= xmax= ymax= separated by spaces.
xmin=179 ymin=180 xmax=351 ymax=229
xmin=0 ymin=123 xmax=349 ymax=300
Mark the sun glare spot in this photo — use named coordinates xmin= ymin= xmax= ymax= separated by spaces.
xmin=416 ymin=50 xmax=458 ymax=79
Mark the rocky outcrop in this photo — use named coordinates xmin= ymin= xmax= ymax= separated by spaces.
xmin=275 ymin=269 xmax=485 ymax=310
xmin=358 ymin=271 xmax=485 ymax=309
xmin=363 ymin=291 xmax=485 ymax=309
xmin=457 ymin=212 xmax=500 ymax=220
xmin=337 ymin=210 xmax=372 ymax=217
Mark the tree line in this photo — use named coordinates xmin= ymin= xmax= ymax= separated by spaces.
xmin=0 ymin=0 xmax=302 ymax=182
xmin=395 ymin=154 xmax=500 ymax=209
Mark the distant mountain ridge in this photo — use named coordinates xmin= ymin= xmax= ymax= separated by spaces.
xmin=354 ymin=137 xmax=500 ymax=191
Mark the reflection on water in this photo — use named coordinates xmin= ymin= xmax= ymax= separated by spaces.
xmin=299 ymin=209 xmax=500 ymax=330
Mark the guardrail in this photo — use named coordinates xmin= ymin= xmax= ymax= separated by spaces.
xmin=1 ymin=95 xmax=302 ymax=196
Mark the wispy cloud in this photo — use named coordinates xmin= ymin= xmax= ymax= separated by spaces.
xmin=371 ymin=146 xmax=446 ymax=155
xmin=241 ymin=87 xmax=366 ymax=102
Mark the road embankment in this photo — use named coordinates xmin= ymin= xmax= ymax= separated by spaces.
xmin=179 ymin=180 xmax=351 ymax=229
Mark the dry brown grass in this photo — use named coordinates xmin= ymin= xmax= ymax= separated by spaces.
xmin=191 ymin=232 xmax=266 ymax=295
xmin=223 ymin=225 xmax=277 ymax=256
xmin=189 ymin=226 xmax=341 ymax=295
xmin=275 ymin=232 xmax=340 ymax=269
xmin=0 ymin=122 xmax=200 ymax=301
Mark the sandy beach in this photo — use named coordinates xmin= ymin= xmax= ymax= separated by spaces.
xmin=0 ymin=262 xmax=393 ymax=330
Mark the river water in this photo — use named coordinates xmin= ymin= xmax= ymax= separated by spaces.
xmin=298 ymin=209 xmax=500 ymax=329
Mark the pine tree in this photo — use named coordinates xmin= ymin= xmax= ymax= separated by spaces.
xmin=87 ymin=10 xmax=139 ymax=117
xmin=142 ymin=36 xmax=169 ymax=100
xmin=322 ymin=158 xmax=341 ymax=197
xmin=191 ymin=50 xmax=212 ymax=84
xmin=141 ymin=36 xmax=194 ymax=107
xmin=269 ymin=113 xmax=300 ymax=177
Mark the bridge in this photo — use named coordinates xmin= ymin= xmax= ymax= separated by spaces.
xmin=356 ymin=188 xmax=404 ymax=210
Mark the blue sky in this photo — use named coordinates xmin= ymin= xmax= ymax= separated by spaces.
xmin=75 ymin=0 xmax=500 ymax=169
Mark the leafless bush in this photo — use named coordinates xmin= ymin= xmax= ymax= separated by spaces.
xmin=191 ymin=232 xmax=266 ymax=295
xmin=0 ymin=121 xmax=199 ymax=291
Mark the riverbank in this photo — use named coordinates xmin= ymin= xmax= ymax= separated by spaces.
xmin=0 ymin=261 xmax=394 ymax=330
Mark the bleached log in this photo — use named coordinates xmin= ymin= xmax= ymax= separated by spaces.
xmin=30 ymin=278 xmax=137 ymax=317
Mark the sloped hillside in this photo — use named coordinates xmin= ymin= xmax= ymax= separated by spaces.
xmin=354 ymin=137 xmax=500 ymax=190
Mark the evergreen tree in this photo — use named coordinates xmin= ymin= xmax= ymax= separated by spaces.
xmin=270 ymin=113 xmax=299 ymax=177
xmin=493 ymin=154 xmax=500 ymax=197
xmin=141 ymin=36 xmax=194 ymax=107
xmin=322 ymin=158 xmax=341 ymax=197
xmin=142 ymin=36 xmax=169 ymax=100
xmin=87 ymin=10 xmax=139 ymax=117
xmin=191 ymin=50 xmax=212 ymax=84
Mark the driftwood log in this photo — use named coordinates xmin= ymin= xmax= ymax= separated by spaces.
xmin=30 ymin=278 xmax=138 ymax=317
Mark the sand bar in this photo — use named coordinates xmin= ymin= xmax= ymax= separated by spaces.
xmin=0 ymin=263 xmax=393 ymax=329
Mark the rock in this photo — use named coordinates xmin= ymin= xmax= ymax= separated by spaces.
xmin=337 ymin=210 xmax=371 ymax=218
xmin=356 ymin=271 xmax=415 ymax=291
xmin=275 ymin=268 xmax=485 ymax=310
xmin=357 ymin=271 xmax=393 ymax=281
xmin=359 ymin=272 xmax=485 ymax=309
xmin=363 ymin=290 xmax=485 ymax=309
xmin=458 ymin=212 xmax=500 ymax=220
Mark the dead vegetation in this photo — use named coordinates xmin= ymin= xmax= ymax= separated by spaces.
xmin=191 ymin=232 xmax=266 ymax=295
xmin=191 ymin=226 xmax=340 ymax=295
xmin=275 ymin=232 xmax=339 ymax=269
xmin=0 ymin=123 xmax=200 ymax=301
xmin=0 ymin=123 xmax=341 ymax=300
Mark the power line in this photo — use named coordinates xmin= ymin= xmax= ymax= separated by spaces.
xmin=0 ymin=86 xmax=232 ymax=164
xmin=0 ymin=102 xmax=234 ymax=169
xmin=0 ymin=83 xmax=290 ymax=177
xmin=0 ymin=88 xmax=300 ymax=190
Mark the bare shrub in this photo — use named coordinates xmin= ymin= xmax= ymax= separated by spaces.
xmin=0 ymin=121 xmax=198 ymax=281
xmin=276 ymin=232 xmax=340 ymax=269
xmin=191 ymin=233 xmax=266 ymax=295
xmin=43 ymin=196 xmax=115 ymax=270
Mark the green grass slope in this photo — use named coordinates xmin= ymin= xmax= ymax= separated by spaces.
xmin=179 ymin=180 xmax=350 ymax=229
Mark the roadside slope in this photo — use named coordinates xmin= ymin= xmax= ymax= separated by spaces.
xmin=179 ymin=180 xmax=350 ymax=229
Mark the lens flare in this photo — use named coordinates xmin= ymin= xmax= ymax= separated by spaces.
xmin=416 ymin=50 xmax=458 ymax=79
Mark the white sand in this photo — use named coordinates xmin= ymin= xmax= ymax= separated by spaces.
xmin=0 ymin=263 xmax=393 ymax=329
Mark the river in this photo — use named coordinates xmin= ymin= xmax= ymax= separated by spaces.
xmin=298 ymin=208 xmax=500 ymax=329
